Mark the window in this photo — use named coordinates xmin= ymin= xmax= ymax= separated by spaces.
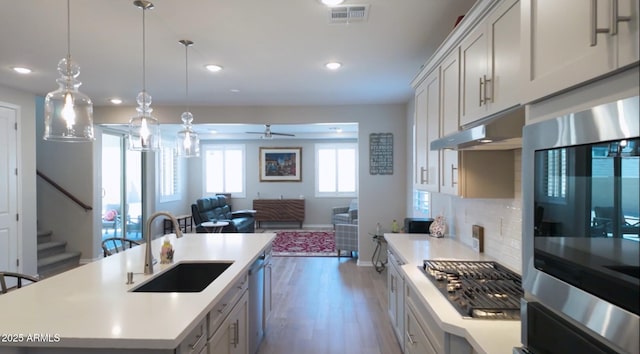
xmin=544 ymin=148 xmax=567 ymax=199
xmin=203 ymin=144 xmax=245 ymax=197
xmin=315 ymin=143 xmax=357 ymax=197
xmin=159 ymin=143 xmax=180 ymax=202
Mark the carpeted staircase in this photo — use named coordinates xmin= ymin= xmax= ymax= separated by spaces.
xmin=37 ymin=230 xmax=81 ymax=278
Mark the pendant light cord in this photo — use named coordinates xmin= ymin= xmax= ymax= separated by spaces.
xmin=185 ymin=43 xmax=190 ymax=114
xmin=66 ymin=0 xmax=71 ymax=60
xmin=142 ymin=6 xmax=146 ymax=94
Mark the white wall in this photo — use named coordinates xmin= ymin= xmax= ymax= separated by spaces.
xmin=94 ymin=103 xmax=408 ymax=265
xmin=0 ymin=85 xmax=38 ymax=275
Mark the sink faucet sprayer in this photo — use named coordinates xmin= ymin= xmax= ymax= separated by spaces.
xmin=144 ymin=212 xmax=184 ymax=275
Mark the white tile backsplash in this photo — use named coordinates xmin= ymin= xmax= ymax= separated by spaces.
xmin=431 ymin=150 xmax=523 ymax=273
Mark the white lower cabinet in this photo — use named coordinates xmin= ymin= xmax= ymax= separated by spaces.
xmin=208 ymin=274 xmax=249 ymax=354
xmin=176 ymin=317 xmax=208 ymax=354
xmin=404 ymin=278 xmax=444 ymax=354
xmin=405 ymin=302 xmax=436 ymax=354
xmin=209 ymin=290 xmax=249 ymax=354
xmin=387 ymin=250 xmax=405 ymax=351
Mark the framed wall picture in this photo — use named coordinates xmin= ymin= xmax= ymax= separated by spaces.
xmin=259 ymin=147 xmax=302 ymax=182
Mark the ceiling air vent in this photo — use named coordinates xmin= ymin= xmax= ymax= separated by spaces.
xmin=329 ymin=5 xmax=369 ymax=23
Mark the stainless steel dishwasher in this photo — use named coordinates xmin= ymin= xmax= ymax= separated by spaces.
xmin=248 ymin=253 xmax=265 ymax=354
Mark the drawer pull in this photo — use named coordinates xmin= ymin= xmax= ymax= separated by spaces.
xmin=407 ymin=332 xmax=417 ymax=345
xmin=188 ymin=333 xmax=204 ymax=350
xmin=217 ymin=303 xmax=228 ymax=313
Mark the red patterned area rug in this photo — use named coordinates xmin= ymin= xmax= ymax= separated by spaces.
xmin=270 ymin=229 xmax=337 ymax=257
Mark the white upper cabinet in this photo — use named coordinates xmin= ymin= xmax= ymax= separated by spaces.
xmin=439 ymin=49 xmax=461 ymax=195
xmin=414 ymin=81 xmax=428 ymax=189
xmin=521 ymin=0 xmax=639 ymax=103
xmin=414 ymin=70 xmax=440 ymax=192
xmin=460 ymin=0 xmax=521 ymax=126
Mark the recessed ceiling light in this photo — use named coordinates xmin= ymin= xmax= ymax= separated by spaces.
xmin=210 ymin=129 xmax=218 ymax=134
xmin=230 ymin=89 xmax=240 ymax=93
xmin=325 ymin=62 xmax=342 ymax=70
xmin=205 ymin=64 xmax=223 ymax=72
xmin=12 ymin=67 xmax=32 ymax=74
xmin=109 ymin=98 xmax=123 ymax=105
xmin=320 ymin=0 xmax=345 ymax=6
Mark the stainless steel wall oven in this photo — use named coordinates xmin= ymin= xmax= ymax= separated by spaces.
xmin=520 ymin=96 xmax=639 ymax=354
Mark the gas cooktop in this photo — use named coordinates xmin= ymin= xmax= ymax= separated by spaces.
xmin=420 ymin=260 xmax=523 ymax=320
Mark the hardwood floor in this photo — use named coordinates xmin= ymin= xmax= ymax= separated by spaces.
xmin=258 ymin=256 xmax=402 ymax=354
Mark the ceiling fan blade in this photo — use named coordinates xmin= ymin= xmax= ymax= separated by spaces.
xmin=245 ymin=131 xmax=265 ymax=134
xmin=270 ymin=132 xmax=295 ymax=137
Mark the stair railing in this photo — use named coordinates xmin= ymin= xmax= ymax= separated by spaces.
xmin=36 ymin=170 xmax=92 ymax=212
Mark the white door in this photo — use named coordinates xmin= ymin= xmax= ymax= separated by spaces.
xmin=0 ymin=105 xmax=18 ymax=275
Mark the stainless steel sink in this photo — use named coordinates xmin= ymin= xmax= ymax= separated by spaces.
xmin=131 ymin=261 xmax=234 ymax=293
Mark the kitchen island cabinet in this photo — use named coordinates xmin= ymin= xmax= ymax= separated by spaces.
xmin=384 ymin=233 xmax=521 ymax=354
xmin=0 ymin=232 xmax=275 ymax=354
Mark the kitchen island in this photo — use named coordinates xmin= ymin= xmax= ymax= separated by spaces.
xmin=384 ymin=233 xmax=521 ymax=354
xmin=0 ymin=232 xmax=275 ymax=353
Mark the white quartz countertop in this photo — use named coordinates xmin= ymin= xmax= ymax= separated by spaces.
xmin=384 ymin=233 xmax=521 ymax=354
xmin=0 ymin=232 xmax=275 ymax=350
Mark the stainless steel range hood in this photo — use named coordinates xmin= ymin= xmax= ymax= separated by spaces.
xmin=430 ymin=106 xmax=525 ymax=150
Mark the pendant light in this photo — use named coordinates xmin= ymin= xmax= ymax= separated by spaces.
xmin=128 ymin=0 xmax=160 ymax=151
xmin=43 ymin=0 xmax=94 ymax=142
xmin=176 ymin=39 xmax=200 ymax=158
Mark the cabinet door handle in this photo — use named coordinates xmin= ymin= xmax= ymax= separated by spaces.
xmin=590 ymin=0 xmax=611 ymax=46
xmin=420 ymin=166 xmax=428 ymax=184
xmin=230 ymin=321 xmax=238 ymax=347
xmin=483 ymin=75 xmax=492 ymax=103
xmin=233 ymin=319 xmax=240 ymax=348
xmin=479 ymin=76 xmax=485 ymax=106
xmin=390 ymin=275 xmax=395 ymax=292
xmin=451 ymin=164 xmax=458 ymax=187
xmin=407 ymin=332 xmax=417 ymax=345
xmin=611 ymin=0 xmax=631 ymax=35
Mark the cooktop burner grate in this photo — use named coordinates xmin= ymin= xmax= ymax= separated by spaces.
xmin=420 ymin=260 xmax=523 ymax=320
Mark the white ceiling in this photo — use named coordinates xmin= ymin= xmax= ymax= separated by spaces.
xmin=0 ymin=0 xmax=476 ymax=136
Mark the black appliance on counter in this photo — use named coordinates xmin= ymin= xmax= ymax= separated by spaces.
xmin=404 ymin=217 xmax=433 ymax=233
xmin=420 ymin=260 xmax=523 ymax=320
xmin=518 ymin=96 xmax=639 ymax=354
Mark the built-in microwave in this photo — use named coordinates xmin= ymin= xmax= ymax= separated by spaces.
xmin=521 ymin=96 xmax=639 ymax=354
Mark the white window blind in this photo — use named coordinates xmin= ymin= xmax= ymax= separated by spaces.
xmin=544 ymin=149 xmax=567 ymax=199
xmin=315 ymin=143 xmax=357 ymax=197
xmin=203 ymin=144 xmax=245 ymax=197
xmin=159 ymin=144 xmax=180 ymax=202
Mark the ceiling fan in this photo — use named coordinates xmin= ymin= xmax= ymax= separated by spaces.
xmin=245 ymin=124 xmax=295 ymax=139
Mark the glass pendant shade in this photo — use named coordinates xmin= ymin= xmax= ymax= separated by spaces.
xmin=129 ymin=91 xmax=161 ymax=151
xmin=176 ymin=112 xmax=200 ymax=157
xmin=128 ymin=0 xmax=159 ymax=152
xmin=175 ymin=39 xmax=200 ymax=158
xmin=43 ymin=1 xmax=94 ymax=142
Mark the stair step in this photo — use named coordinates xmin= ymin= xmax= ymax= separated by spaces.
xmin=37 ymin=241 xmax=67 ymax=258
xmin=37 ymin=252 xmax=81 ymax=279
xmin=37 ymin=230 xmax=53 ymax=244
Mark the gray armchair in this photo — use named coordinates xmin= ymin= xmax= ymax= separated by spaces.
xmin=331 ymin=199 xmax=358 ymax=227
xmin=335 ymin=223 xmax=358 ymax=258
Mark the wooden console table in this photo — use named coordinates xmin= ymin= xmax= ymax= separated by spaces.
xmin=253 ymin=199 xmax=305 ymax=228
